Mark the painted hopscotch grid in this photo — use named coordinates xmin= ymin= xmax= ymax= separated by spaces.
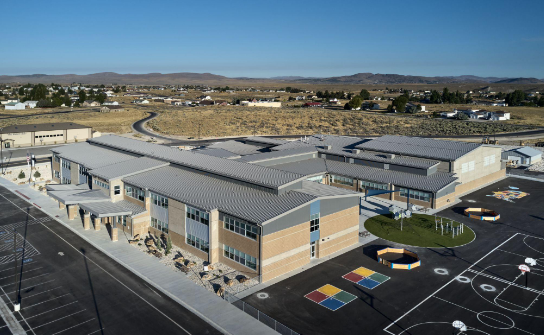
xmin=342 ymin=267 xmax=390 ymax=289
xmin=305 ymin=284 xmax=357 ymax=311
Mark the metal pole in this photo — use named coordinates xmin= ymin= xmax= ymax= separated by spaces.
xmin=13 ymin=229 xmax=20 ymax=311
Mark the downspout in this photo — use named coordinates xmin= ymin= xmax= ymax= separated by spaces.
xmin=257 ymin=223 xmax=263 ymax=283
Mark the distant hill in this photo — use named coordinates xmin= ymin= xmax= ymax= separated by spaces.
xmin=492 ymin=77 xmax=544 ymax=84
xmin=0 ymin=71 xmax=541 ymax=85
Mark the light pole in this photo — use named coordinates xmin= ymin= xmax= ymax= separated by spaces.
xmin=0 ymin=128 xmax=3 ymax=175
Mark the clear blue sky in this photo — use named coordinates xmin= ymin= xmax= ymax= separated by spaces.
xmin=2 ymin=0 xmax=543 ymax=78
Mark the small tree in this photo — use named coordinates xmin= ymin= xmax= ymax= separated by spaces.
xmin=348 ymin=96 xmax=363 ymax=110
xmin=18 ymin=170 xmax=25 ymax=179
xmin=456 ymin=112 xmax=469 ymax=120
xmin=155 ymin=235 xmax=162 ymax=251
xmin=33 ymin=170 xmax=41 ymax=179
xmin=165 ymin=235 xmax=172 ymax=255
xmin=359 ymin=89 xmax=370 ymax=100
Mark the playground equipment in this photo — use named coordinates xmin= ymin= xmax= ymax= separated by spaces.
xmin=377 ymin=247 xmax=421 ymax=270
xmin=464 ymin=208 xmax=500 ymax=221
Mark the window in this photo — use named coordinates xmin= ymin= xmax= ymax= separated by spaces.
xmin=62 ymin=160 xmax=71 ymax=170
xmin=461 ymin=162 xmax=468 ymax=173
xmin=151 ymin=217 xmax=168 ymax=233
xmin=223 ymin=215 xmax=258 ymax=240
xmin=151 ymin=193 xmax=168 ymax=209
xmin=490 ymin=155 xmax=495 ymax=164
xmin=307 ymin=175 xmax=323 ymax=183
xmin=54 ymin=155 xmax=60 ymax=163
xmin=114 ymin=186 xmax=120 ymax=195
xmin=361 ymin=181 xmax=388 ymax=191
xmin=186 ymin=234 xmax=209 ymax=253
xmin=93 ymin=179 xmax=109 ymax=189
xmin=223 ymin=244 xmax=256 ymax=270
xmin=331 ymin=175 xmax=353 ymax=186
xmin=125 ymin=184 xmax=145 ymax=201
xmin=79 ymin=165 xmax=88 ymax=175
xmin=468 ymin=161 xmax=475 ymax=171
xmin=117 ymin=215 xmax=127 ymax=226
xmin=54 ymin=170 xmax=60 ymax=178
xmin=399 ymin=188 xmax=431 ymax=202
xmin=62 ymin=177 xmax=71 ymax=184
xmin=310 ymin=213 xmax=320 ymax=232
xmin=186 ymin=206 xmax=209 ymax=225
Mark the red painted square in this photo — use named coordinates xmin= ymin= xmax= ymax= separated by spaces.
xmin=343 ymin=272 xmax=364 ymax=283
xmin=305 ymin=290 xmax=329 ymax=303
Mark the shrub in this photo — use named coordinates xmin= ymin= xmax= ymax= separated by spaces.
xmin=33 ymin=170 xmax=41 ymax=179
xmin=165 ymin=235 xmax=172 ymax=255
xmin=18 ymin=170 xmax=25 ymax=179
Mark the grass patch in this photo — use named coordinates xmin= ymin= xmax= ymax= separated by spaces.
xmin=365 ymin=213 xmax=475 ymax=248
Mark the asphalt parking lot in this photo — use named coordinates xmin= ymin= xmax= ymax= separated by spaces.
xmin=243 ymin=177 xmax=544 ymax=335
xmin=0 ymin=186 xmax=221 ymax=335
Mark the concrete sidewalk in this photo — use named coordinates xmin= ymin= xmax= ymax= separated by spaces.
xmin=0 ymin=178 xmax=278 ymax=335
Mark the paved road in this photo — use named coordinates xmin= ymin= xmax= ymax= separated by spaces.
xmin=0 ymin=186 xmax=221 ymax=335
xmin=131 ymin=112 xmax=177 ymax=142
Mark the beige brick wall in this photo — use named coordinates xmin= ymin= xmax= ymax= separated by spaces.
xmin=168 ymin=199 xmax=185 ymax=236
xmin=320 ymin=206 xmax=359 ymax=237
xmin=219 ymin=222 xmax=259 ymax=258
xmin=262 ymin=222 xmax=310 ymax=260
xmin=261 ymin=249 xmax=308 ymax=282
xmin=319 ymin=230 xmax=358 ymax=258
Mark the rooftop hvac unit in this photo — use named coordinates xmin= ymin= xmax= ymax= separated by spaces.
xmin=323 ymin=145 xmax=332 ymax=150
xmin=385 ymin=154 xmax=395 ymax=159
xmin=352 ymin=149 xmax=360 ymax=154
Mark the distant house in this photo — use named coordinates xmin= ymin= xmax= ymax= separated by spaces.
xmin=104 ymin=90 xmax=115 ymax=97
xmin=199 ymin=95 xmax=212 ymax=100
xmin=100 ymin=106 xmax=124 ymax=113
xmin=4 ymin=102 xmax=26 ymax=110
xmin=441 ymin=111 xmax=458 ymax=118
xmin=132 ymin=99 xmax=149 ymax=104
xmin=470 ymin=111 xmax=488 ymax=119
xmin=502 ymin=147 xmax=542 ymax=166
xmin=82 ymin=100 xmax=100 ymax=107
xmin=1 ymin=99 xmax=19 ymax=105
xmin=215 ymin=100 xmax=228 ymax=106
xmin=241 ymin=101 xmax=281 ymax=108
xmin=102 ymin=101 xmax=119 ymax=106
xmin=489 ymin=112 xmax=510 ymax=121
xmin=24 ymin=101 xmax=38 ymax=108
xmin=295 ymin=96 xmax=306 ymax=100
xmin=303 ymin=102 xmax=322 ymax=108
xmin=491 ymin=102 xmax=508 ymax=107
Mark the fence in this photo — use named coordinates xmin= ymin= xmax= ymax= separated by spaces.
xmin=224 ymin=291 xmax=300 ymax=335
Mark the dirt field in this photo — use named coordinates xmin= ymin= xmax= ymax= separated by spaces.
xmin=147 ymin=106 xmax=530 ymax=138
xmin=0 ymin=108 xmax=146 ymax=134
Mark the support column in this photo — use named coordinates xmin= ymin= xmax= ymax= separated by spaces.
xmin=94 ymin=217 xmax=101 ymax=231
xmin=111 ymin=228 xmax=118 ymax=242
xmin=68 ymin=205 xmax=78 ymax=220
xmin=59 ymin=202 xmax=65 ymax=210
xmin=83 ymin=213 xmax=91 ymax=230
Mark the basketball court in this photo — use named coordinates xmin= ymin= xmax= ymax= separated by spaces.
xmin=384 ymin=233 xmax=544 ymax=335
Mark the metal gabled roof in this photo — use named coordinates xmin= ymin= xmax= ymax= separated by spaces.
xmin=123 ymin=166 xmax=317 ymax=224
xmin=207 ymin=140 xmax=264 ymax=156
xmin=51 ymin=142 xmax=137 ymax=169
xmin=271 ymin=135 xmax=365 ymax=151
xmin=237 ymin=146 xmax=318 ymax=163
xmin=319 ymin=147 xmax=439 ymax=169
xmin=192 ymin=148 xmax=241 ymax=159
xmin=355 ymin=135 xmax=481 ymax=161
xmin=244 ymin=136 xmax=289 ymax=146
xmin=297 ymin=180 xmax=361 ymax=197
xmin=87 ymin=135 xmax=305 ymax=190
xmin=324 ymin=160 xmax=457 ymax=193
xmin=269 ymin=158 xmax=328 ymax=176
xmin=89 ymin=157 xmax=169 ymax=181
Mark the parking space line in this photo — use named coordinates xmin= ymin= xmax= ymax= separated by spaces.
xmin=24 ymin=301 xmax=78 ymax=320
xmin=21 ymin=286 xmax=62 ymax=300
xmin=4 ymin=279 xmax=55 ymax=296
xmin=1 ymin=273 xmax=49 ymax=288
xmin=86 ymin=329 xmax=105 ymax=335
xmin=22 ymin=294 xmax=70 ymax=309
xmin=32 ymin=310 xmax=86 ymax=330
xmin=0 ymin=267 xmax=43 ymax=281
xmin=0 ymin=261 xmax=37 ymax=273
xmin=50 ymin=318 xmax=95 ymax=335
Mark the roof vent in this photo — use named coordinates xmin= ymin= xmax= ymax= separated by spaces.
xmin=385 ymin=154 xmax=395 ymax=159
xmin=351 ymin=149 xmax=360 ymax=154
xmin=323 ymin=145 xmax=332 ymax=150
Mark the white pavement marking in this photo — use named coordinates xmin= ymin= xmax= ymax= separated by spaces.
xmin=32 ymin=310 xmax=86 ymax=330
xmin=50 ymin=318 xmax=95 ymax=335
xmin=1 ymin=273 xmax=49 ymax=289
xmin=4 ymin=280 xmax=55 ymax=296
xmin=21 ymin=294 xmax=70 ymax=309
xmin=0 ymin=262 xmax=36 ymax=273
xmin=383 ymin=233 xmax=519 ymax=335
xmin=467 ymin=268 xmax=543 ymax=294
xmin=86 ymin=329 xmax=105 ymax=335
xmin=24 ymin=301 xmax=78 ymax=320
xmin=20 ymin=286 xmax=62 ymax=300
xmin=0 ymin=267 xmax=43 ymax=281
xmin=0 ymin=192 xmax=193 ymax=335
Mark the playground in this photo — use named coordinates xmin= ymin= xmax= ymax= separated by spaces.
xmin=241 ymin=178 xmax=544 ymax=335
xmin=364 ymin=213 xmax=475 ymax=247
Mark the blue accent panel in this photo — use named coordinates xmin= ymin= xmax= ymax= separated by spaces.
xmin=150 ymin=204 xmax=168 ymax=224
xmin=310 ymin=200 xmax=320 ymax=215
xmin=310 ymin=230 xmax=320 ymax=243
xmin=186 ymin=218 xmax=209 ymax=242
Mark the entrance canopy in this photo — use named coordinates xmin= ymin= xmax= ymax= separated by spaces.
xmin=364 ymin=189 xmax=400 ymax=201
xmin=79 ymin=200 xmax=146 ymax=218
xmin=48 ymin=189 xmax=110 ymax=205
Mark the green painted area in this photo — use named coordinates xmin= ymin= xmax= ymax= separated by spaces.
xmin=368 ymin=273 xmax=390 ymax=283
xmin=365 ymin=214 xmax=475 ymax=248
xmin=333 ymin=291 xmax=357 ymax=303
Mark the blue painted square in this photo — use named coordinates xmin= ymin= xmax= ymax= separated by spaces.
xmin=318 ymin=297 xmax=345 ymax=311
xmin=357 ymin=278 xmax=381 ymax=289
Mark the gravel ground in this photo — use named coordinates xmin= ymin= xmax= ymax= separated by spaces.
xmin=130 ymin=234 xmax=259 ymax=295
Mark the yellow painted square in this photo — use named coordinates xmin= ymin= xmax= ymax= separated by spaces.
xmin=353 ymin=267 xmax=375 ymax=277
xmin=317 ymin=284 xmax=342 ymax=297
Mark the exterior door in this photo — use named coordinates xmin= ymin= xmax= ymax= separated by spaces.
xmin=310 ymin=241 xmax=316 ymax=259
xmin=4 ymin=142 xmax=10 ymax=148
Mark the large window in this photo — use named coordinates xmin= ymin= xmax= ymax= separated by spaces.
xmin=114 ymin=185 xmax=120 ymax=195
xmin=54 ymin=155 xmax=60 ymax=163
xmin=151 ymin=217 xmax=168 ymax=233
xmin=187 ymin=234 xmax=209 ymax=253
xmin=93 ymin=179 xmax=109 ymax=189
xmin=62 ymin=160 xmax=71 ymax=170
xmin=125 ymin=184 xmax=145 ymax=201
xmin=151 ymin=193 xmax=168 ymax=209
xmin=330 ymin=175 xmax=353 ymax=186
xmin=61 ymin=177 xmax=71 ymax=184
xmin=310 ymin=213 xmax=320 ymax=232
xmin=116 ymin=215 xmax=127 ymax=226
xmin=224 ymin=215 xmax=258 ymax=240
xmin=223 ymin=245 xmax=257 ymax=270
xmin=361 ymin=181 xmax=388 ymax=191
xmin=399 ymin=188 xmax=431 ymax=202
xmin=78 ymin=165 xmax=88 ymax=175
xmin=186 ymin=206 xmax=209 ymax=225
xmin=54 ymin=171 xmax=60 ymax=178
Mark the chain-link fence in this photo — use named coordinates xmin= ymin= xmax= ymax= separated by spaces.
xmin=224 ymin=291 xmax=300 ymax=335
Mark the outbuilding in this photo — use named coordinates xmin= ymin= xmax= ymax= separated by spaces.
xmin=502 ymin=147 xmax=542 ymax=165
